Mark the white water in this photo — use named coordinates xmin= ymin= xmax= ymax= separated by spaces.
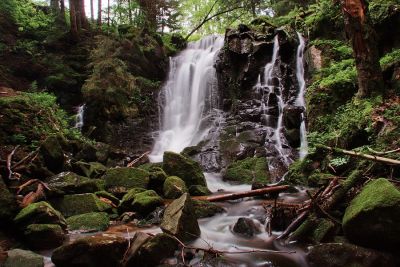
xmin=149 ymin=35 xmax=224 ymax=162
xmin=295 ymin=33 xmax=308 ymax=159
xmin=74 ymin=104 xmax=85 ymax=132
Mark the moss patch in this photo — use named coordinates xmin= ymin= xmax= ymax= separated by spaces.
xmin=223 ymin=157 xmax=269 ymax=184
xmin=103 ymin=167 xmax=150 ymax=195
xmin=66 ymin=212 xmax=109 ymax=232
xmin=163 ymin=176 xmax=188 ymax=199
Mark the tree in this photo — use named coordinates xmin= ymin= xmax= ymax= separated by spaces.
xmin=69 ymin=0 xmax=89 ymax=39
xmin=338 ymin=0 xmax=384 ymax=98
xmin=90 ymin=0 xmax=94 ymax=23
xmin=138 ymin=0 xmax=159 ymax=30
xmin=97 ymin=0 xmax=102 ymax=26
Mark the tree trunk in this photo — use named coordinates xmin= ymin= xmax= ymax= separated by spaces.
xmin=79 ymin=0 xmax=89 ymax=29
xmin=128 ymin=0 xmax=132 ymax=24
xmin=340 ymin=0 xmax=384 ymax=98
xmin=50 ymin=0 xmax=60 ymax=12
xmin=138 ymin=0 xmax=158 ymax=30
xmin=90 ymin=0 xmax=94 ymax=23
xmin=97 ymin=0 xmax=102 ymax=26
xmin=58 ymin=0 xmax=67 ymax=26
xmin=69 ymin=0 xmax=78 ymax=39
xmin=107 ymin=0 xmax=110 ymax=27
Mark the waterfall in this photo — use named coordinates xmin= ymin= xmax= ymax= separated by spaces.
xmin=74 ymin=104 xmax=85 ymax=132
xmin=295 ymin=33 xmax=308 ymax=159
xmin=149 ymin=35 xmax=224 ymax=162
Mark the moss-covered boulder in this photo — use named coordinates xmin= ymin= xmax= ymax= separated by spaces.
xmin=342 ymin=178 xmax=400 ymax=249
xmin=24 ymin=224 xmax=65 ymax=250
xmin=52 ymin=235 xmax=129 ymax=267
xmin=131 ymin=190 xmax=163 ymax=215
xmin=50 ymin=193 xmax=112 ymax=217
xmin=66 ymin=212 xmax=109 ymax=232
xmin=118 ymin=187 xmax=146 ymax=213
xmin=188 ymin=185 xmax=212 ymax=196
xmin=163 ymin=176 xmax=188 ymax=199
xmin=192 ymin=199 xmax=225 ymax=218
xmin=0 ymin=176 xmax=17 ymax=221
xmin=102 ymin=167 xmax=150 ymax=195
xmin=94 ymin=191 xmax=120 ymax=206
xmin=223 ymin=157 xmax=270 ymax=184
xmin=40 ymin=135 xmax=65 ymax=173
xmin=72 ymin=161 xmax=107 ymax=178
xmin=46 ymin=172 xmax=102 ymax=196
xmin=4 ymin=249 xmax=44 ymax=267
xmin=162 ymin=151 xmax=206 ymax=188
xmin=147 ymin=167 xmax=167 ymax=195
xmin=14 ymin=201 xmax=67 ymax=229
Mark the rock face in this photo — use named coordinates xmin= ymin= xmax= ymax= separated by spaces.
xmin=160 ymin=193 xmax=200 ymax=241
xmin=163 ymin=176 xmax=188 ymax=199
xmin=40 ymin=135 xmax=65 ymax=173
xmin=45 ymin=172 xmax=102 ymax=196
xmin=4 ymin=249 xmax=44 ymax=267
xmin=307 ymin=243 xmax=398 ymax=267
xmin=162 ymin=152 xmax=207 ymax=188
xmin=66 ymin=212 xmax=110 ymax=231
xmin=342 ymin=178 xmax=400 ymax=250
xmin=23 ymin=224 xmax=65 ymax=249
xmin=52 ymin=234 xmax=129 ymax=267
xmin=102 ymin=167 xmax=150 ymax=195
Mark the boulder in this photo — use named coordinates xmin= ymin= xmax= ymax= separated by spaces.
xmin=307 ymin=243 xmax=398 ymax=267
xmin=119 ymin=189 xmax=163 ymax=216
xmin=23 ymin=224 xmax=65 ymax=250
xmin=40 ymin=135 xmax=64 ymax=173
xmin=223 ymin=157 xmax=270 ymax=184
xmin=162 ymin=152 xmax=207 ymax=188
xmin=66 ymin=212 xmax=109 ymax=232
xmin=72 ymin=161 xmax=107 ymax=178
xmin=50 ymin=193 xmax=112 ymax=217
xmin=163 ymin=176 xmax=188 ymax=199
xmin=52 ymin=235 xmax=129 ymax=267
xmin=232 ymin=217 xmax=261 ymax=237
xmin=119 ymin=188 xmax=146 ymax=213
xmin=4 ymin=249 xmax=44 ymax=267
xmin=124 ymin=233 xmax=178 ymax=267
xmin=14 ymin=201 xmax=67 ymax=229
xmin=45 ymin=172 xmax=102 ymax=196
xmin=342 ymin=178 xmax=400 ymax=250
xmin=103 ymin=167 xmax=150 ymax=195
xmin=188 ymin=185 xmax=212 ymax=196
xmin=147 ymin=167 xmax=167 ymax=195
xmin=122 ymin=232 xmax=152 ymax=266
xmin=0 ymin=176 xmax=17 ymax=221
xmin=95 ymin=191 xmax=120 ymax=206
xmin=192 ymin=200 xmax=225 ymax=218
xmin=160 ymin=193 xmax=200 ymax=241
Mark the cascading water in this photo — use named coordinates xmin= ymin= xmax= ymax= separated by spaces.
xmin=74 ymin=104 xmax=85 ymax=132
xmin=295 ymin=33 xmax=308 ymax=159
xmin=149 ymin=35 xmax=224 ymax=162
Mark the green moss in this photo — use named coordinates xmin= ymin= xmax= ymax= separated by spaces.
xmin=223 ymin=157 xmax=269 ymax=184
xmin=188 ymin=185 xmax=211 ymax=196
xmin=103 ymin=167 xmax=150 ymax=194
xmin=94 ymin=191 xmax=120 ymax=205
xmin=131 ymin=190 xmax=163 ymax=215
xmin=192 ymin=200 xmax=225 ymax=218
xmin=66 ymin=212 xmax=109 ymax=231
xmin=163 ymin=176 xmax=188 ymax=199
xmin=380 ymin=48 xmax=400 ymax=69
xmin=369 ymin=0 xmax=400 ymax=24
xmin=46 ymin=172 xmax=102 ymax=196
xmin=0 ymin=177 xmax=17 ymax=221
xmin=14 ymin=201 xmax=66 ymax=228
xmin=311 ymin=218 xmax=335 ymax=243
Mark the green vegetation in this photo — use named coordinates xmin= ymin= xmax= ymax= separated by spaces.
xmin=380 ymin=48 xmax=400 ymax=69
xmin=66 ymin=212 xmax=110 ymax=231
xmin=224 ymin=157 xmax=269 ymax=184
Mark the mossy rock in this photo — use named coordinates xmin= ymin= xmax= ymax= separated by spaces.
xmin=311 ymin=218 xmax=336 ymax=243
xmin=46 ymin=172 xmax=102 ymax=196
xmin=94 ymin=191 xmax=120 ymax=206
xmin=14 ymin=201 xmax=67 ymax=229
xmin=147 ymin=167 xmax=167 ymax=195
xmin=66 ymin=212 xmax=109 ymax=232
xmin=192 ymin=200 xmax=225 ymax=218
xmin=342 ymin=178 xmax=400 ymax=250
xmin=162 ymin=151 xmax=206 ymax=188
xmin=40 ymin=135 xmax=65 ymax=173
xmin=103 ymin=167 xmax=150 ymax=195
xmin=163 ymin=176 xmax=188 ymax=199
xmin=4 ymin=249 xmax=44 ymax=267
xmin=24 ymin=224 xmax=65 ymax=250
xmin=72 ymin=161 xmax=107 ymax=178
xmin=131 ymin=190 xmax=163 ymax=215
xmin=0 ymin=176 xmax=17 ymax=221
xmin=188 ymin=185 xmax=212 ymax=196
xmin=119 ymin=187 xmax=147 ymax=213
xmin=50 ymin=193 xmax=112 ymax=217
xmin=223 ymin=157 xmax=270 ymax=184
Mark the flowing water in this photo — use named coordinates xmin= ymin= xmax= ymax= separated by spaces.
xmin=74 ymin=104 xmax=85 ymax=132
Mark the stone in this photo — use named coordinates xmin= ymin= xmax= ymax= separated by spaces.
xmin=223 ymin=157 xmax=270 ymax=184
xmin=307 ymin=243 xmax=398 ymax=267
xmin=94 ymin=191 xmax=120 ymax=206
xmin=163 ymin=176 xmax=188 ymax=199
xmin=119 ymin=188 xmax=147 ymax=213
xmin=24 ymin=224 xmax=65 ymax=250
xmin=232 ymin=217 xmax=261 ymax=237
xmin=131 ymin=190 xmax=163 ymax=215
xmin=66 ymin=212 xmax=109 ymax=232
xmin=103 ymin=167 xmax=150 ymax=195
xmin=52 ymin=235 xmax=129 ymax=267
xmin=4 ymin=249 xmax=44 ymax=267
xmin=147 ymin=167 xmax=167 ymax=195
xmin=192 ymin=200 xmax=225 ymax=218
xmin=160 ymin=193 xmax=200 ymax=241
xmin=124 ymin=233 xmax=178 ymax=267
xmin=50 ymin=193 xmax=112 ymax=217
xmin=188 ymin=185 xmax=212 ymax=196
xmin=45 ymin=172 xmax=102 ymax=196
xmin=162 ymin=151 xmax=207 ymax=188
xmin=342 ymin=178 xmax=400 ymax=250
xmin=40 ymin=135 xmax=64 ymax=173
xmin=122 ymin=232 xmax=152 ymax=266
xmin=0 ymin=176 xmax=17 ymax=221
xmin=14 ymin=201 xmax=67 ymax=230
xmin=72 ymin=161 xmax=107 ymax=178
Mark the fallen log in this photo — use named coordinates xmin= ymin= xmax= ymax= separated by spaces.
xmin=195 ymin=185 xmax=290 ymax=202
xmin=317 ymin=144 xmax=400 ymax=165
xmin=127 ymin=151 xmax=150 ymax=168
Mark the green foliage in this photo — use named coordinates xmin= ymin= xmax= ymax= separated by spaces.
xmin=224 ymin=157 xmax=269 ymax=184
xmin=369 ymin=0 xmax=400 ymax=24
xmin=329 ymin=156 xmax=350 ymax=167
xmin=380 ymin=48 xmax=400 ymax=69
xmin=304 ymin=0 xmax=342 ymax=32
xmin=310 ymin=39 xmax=353 ymax=61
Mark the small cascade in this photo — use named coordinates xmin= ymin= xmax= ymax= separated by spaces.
xmin=74 ymin=104 xmax=85 ymax=132
xmin=295 ymin=33 xmax=308 ymax=159
xmin=149 ymin=35 xmax=224 ymax=162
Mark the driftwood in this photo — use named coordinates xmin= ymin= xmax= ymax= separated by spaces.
xmin=317 ymin=144 xmax=400 ymax=165
xmin=5 ymin=145 xmax=20 ymax=180
xmin=127 ymin=151 xmax=150 ymax=168
xmin=367 ymin=147 xmax=400 ymax=155
xmin=195 ymin=185 xmax=290 ymax=202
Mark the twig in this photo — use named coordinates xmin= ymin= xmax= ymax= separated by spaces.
xmin=127 ymin=151 xmax=150 ymax=168
xmin=367 ymin=147 xmax=400 ymax=155
xmin=6 ymin=145 xmax=20 ymax=180
xmin=11 ymin=147 xmax=40 ymax=169
xmin=276 ymin=211 xmax=309 ymax=240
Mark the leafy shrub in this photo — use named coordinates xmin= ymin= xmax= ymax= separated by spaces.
xmin=380 ymin=48 xmax=400 ymax=69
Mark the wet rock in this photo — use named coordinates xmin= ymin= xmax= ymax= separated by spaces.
xmin=232 ymin=217 xmax=261 ymax=237
xmin=122 ymin=232 xmax=152 ymax=266
xmin=23 ymin=224 xmax=65 ymax=250
xmin=66 ymin=212 xmax=109 ymax=232
xmin=0 ymin=176 xmax=17 ymax=221
xmin=188 ymin=185 xmax=212 ymax=196
xmin=14 ymin=201 xmax=67 ymax=229
xmin=160 ymin=193 xmax=200 ymax=241
xmin=4 ymin=249 xmax=44 ymax=267
xmin=94 ymin=191 xmax=120 ymax=206
xmin=284 ymin=128 xmax=301 ymax=147
xmin=52 ymin=234 xmax=129 ymax=267
xmin=283 ymin=105 xmax=304 ymax=129
xmin=163 ymin=176 xmax=188 ymax=199
xmin=72 ymin=161 xmax=107 ymax=178
xmin=103 ymin=167 xmax=150 ymax=195
xmin=307 ymin=243 xmax=399 ymax=267
xmin=119 ymin=188 xmax=146 ymax=213
xmin=119 ymin=189 xmax=162 ymax=216
xmin=162 ymin=152 xmax=207 ymax=188
xmin=40 ymin=135 xmax=65 ymax=173
xmin=192 ymin=200 xmax=225 ymax=218
xmin=50 ymin=193 xmax=112 ymax=217
xmin=45 ymin=172 xmax=102 ymax=196
xmin=124 ymin=233 xmax=178 ymax=267
xmin=223 ymin=157 xmax=270 ymax=184
xmin=342 ymin=178 xmax=400 ymax=250
xmin=147 ymin=167 xmax=167 ymax=195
